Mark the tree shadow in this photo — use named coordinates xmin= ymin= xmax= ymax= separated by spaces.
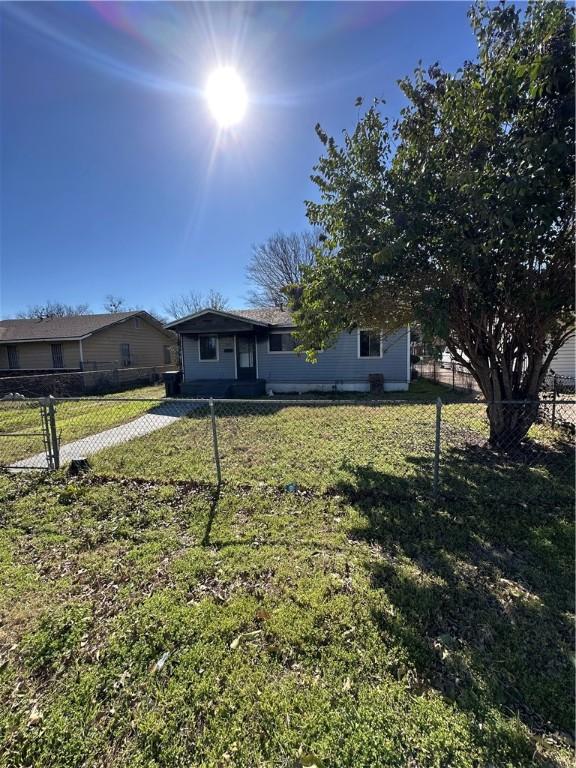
xmin=201 ymin=484 xmax=221 ymax=547
xmin=334 ymin=452 xmax=574 ymax=754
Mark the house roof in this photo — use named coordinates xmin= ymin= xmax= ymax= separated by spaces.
xmin=0 ymin=311 xmax=170 ymax=343
xmin=165 ymin=307 xmax=295 ymax=330
xmin=232 ymin=308 xmax=294 ymax=327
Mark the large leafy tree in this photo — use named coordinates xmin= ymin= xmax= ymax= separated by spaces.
xmin=293 ymin=1 xmax=574 ymax=447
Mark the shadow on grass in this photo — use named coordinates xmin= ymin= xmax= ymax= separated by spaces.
xmin=334 ymin=449 xmax=574 ymax=751
xmin=201 ymin=484 xmax=221 ymax=547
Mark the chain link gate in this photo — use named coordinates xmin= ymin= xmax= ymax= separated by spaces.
xmin=0 ymin=394 xmax=59 ymax=471
xmin=39 ymin=397 xmax=60 ymax=470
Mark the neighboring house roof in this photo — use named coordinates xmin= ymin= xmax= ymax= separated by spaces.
xmin=0 ymin=311 xmax=173 ymax=343
xmin=165 ymin=307 xmax=295 ymax=330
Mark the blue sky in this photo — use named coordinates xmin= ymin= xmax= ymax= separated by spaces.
xmin=1 ymin=1 xmax=479 ymax=318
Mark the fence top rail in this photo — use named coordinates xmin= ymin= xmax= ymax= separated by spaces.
xmin=47 ymin=396 xmax=446 ymax=405
xmin=24 ymin=395 xmax=576 ymax=406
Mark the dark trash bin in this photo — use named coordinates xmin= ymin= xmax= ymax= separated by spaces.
xmin=164 ymin=370 xmax=182 ymax=397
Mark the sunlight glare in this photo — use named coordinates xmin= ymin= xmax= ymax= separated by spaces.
xmin=205 ymin=67 xmax=247 ymax=127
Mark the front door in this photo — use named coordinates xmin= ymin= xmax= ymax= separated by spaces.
xmin=236 ymin=336 xmax=257 ymax=380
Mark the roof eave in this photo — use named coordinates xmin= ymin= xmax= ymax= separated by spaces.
xmin=165 ymin=308 xmax=271 ymax=330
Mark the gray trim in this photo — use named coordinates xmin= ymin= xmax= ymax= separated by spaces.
xmin=166 ymin=308 xmax=270 ymax=330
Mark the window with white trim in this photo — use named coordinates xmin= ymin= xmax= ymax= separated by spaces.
xmin=163 ymin=345 xmax=171 ymax=364
xmin=358 ymin=329 xmax=382 ymax=358
xmin=7 ymin=345 xmax=19 ymax=370
xmin=199 ymin=335 xmax=218 ymax=361
xmin=268 ymin=332 xmax=297 ymax=353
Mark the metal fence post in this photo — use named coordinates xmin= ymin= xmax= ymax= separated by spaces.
xmin=433 ymin=397 xmax=442 ymax=498
xmin=551 ymin=378 xmax=557 ymax=429
xmin=452 ymin=363 xmax=455 ymax=391
xmin=209 ymin=397 xmax=222 ymax=486
xmin=47 ymin=395 xmax=60 ymax=470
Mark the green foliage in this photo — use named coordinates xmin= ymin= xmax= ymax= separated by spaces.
xmin=296 ymin=1 xmax=574 ymax=415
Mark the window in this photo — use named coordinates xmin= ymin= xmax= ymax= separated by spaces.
xmin=163 ymin=345 xmax=172 ymax=364
xmin=51 ymin=343 xmax=64 ymax=369
xmin=133 ymin=317 xmax=140 ymax=329
xmin=7 ymin=345 xmax=19 ymax=370
xmin=199 ymin=335 xmax=218 ymax=361
xmin=268 ymin=332 xmax=297 ymax=353
xmin=358 ymin=329 xmax=382 ymax=358
xmin=120 ymin=343 xmax=131 ymax=367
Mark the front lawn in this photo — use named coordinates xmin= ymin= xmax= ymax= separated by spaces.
xmin=0 ymin=469 xmax=573 ymax=767
xmin=0 ymin=385 xmax=165 ymax=465
xmin=91 ymin=398 xmax=574 ymax=509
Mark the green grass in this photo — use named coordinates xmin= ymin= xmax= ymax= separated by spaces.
xmin=0 ymin=468 xmax=573 ymax=767
xmin=91 ymin=396 xmax=574 ymax=510
xmin=0 ymin=384 xmax=573 ymax=766
xmin=0 ymin=385 xmax=165 ymax=465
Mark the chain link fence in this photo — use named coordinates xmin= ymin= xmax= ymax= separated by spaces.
xmin=418 ymin=358 xmax=480 ymax=393
xmin=0 ymin=397 xmax=576 ymax=503
xmin=1 ymin=394 xmax=573 ymax=505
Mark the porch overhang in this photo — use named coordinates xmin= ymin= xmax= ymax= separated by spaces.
xmin=165 ymin=309 xmax=271 ymax=335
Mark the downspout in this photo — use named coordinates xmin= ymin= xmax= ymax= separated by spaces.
xmin=79 ymin=339 xmax=84 ymax=371
xmin=406 ymin=325 xmax=411 ymax=385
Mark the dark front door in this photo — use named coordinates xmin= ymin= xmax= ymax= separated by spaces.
xmin=236 ymin=336 xmax=257 ymax=380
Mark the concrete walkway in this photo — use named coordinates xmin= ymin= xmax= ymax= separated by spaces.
xmin=13 ymin=401 xmax=195 ymax=470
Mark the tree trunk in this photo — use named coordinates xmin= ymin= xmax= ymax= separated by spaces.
xmin=486 ymin=400 xmax=539 ymax=451
xmin=450 ymin=345 xmax=544 ymax=452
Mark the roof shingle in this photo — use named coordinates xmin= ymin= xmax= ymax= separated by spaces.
xmin=0 ymin=312 xmax=146 ymax=342
xmin=230 ymin=308 xmax=294 ymax=327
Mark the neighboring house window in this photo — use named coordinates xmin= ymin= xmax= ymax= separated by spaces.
xmin=163 ymin=345 xmax=171 ymax=364
xmin=120 ymin=343 xmax=131 ymax=367
xmin=358 ymin=329 xmax=382 ymax=358
xmin=7 ymin=345 xmax=19 ymax=370
xmin=51 ymin=343 xmax=64 ymax=369
xmin=199 ymin=335 xmax=218 ymax=361
xmin=133 ymin=317 xmax=140 ymax=329
xmin=268 ymin=332 xmax=297 ymax=353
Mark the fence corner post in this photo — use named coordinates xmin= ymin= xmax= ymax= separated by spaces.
xmin=47 ymin=395 xmax=60 ymax=470
xmin=551 ymin=379 xmax=557 ymax=429
xmin=433 ymin=397 xmax=442 ymax=498
xmin=208 ymin=397 xmax=222 ymax=487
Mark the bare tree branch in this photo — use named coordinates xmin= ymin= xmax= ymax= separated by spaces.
xmin=245 ymin=231 xmax=319 ymax=307
xmin=103 ymin=295 xmax=128 ymax=313
xmin=16 ymin=301 xmax=91 ymax=319
xmin=163 ymin=290 xmax=229 ymax=321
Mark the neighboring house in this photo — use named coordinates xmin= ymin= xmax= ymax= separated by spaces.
xmin=549 ymin=334 xmax=575 ymax=380
xmin=0 ymin=312 xmax=176 ymax=373
xmin=166 ymin=308 xmax=410 ymax=396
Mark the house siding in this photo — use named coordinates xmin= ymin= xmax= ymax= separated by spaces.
xmin=82 ymin=317 xmax=176 ymax=369
xmin=0 ymin=341 xmax=80 ymax=370
xmin=181 ymin=327 xmax=410 ymax=390
xmin=182 ymin=334 xmax=236 ymax=380
xmin=257 ymin=328 xmax=409 ymax=389
xmin=551 ymin=335 xmax=575 ymax=378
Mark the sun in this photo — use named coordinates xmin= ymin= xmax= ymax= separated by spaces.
xmin=205 ymin=67 xmax=247 ymax=127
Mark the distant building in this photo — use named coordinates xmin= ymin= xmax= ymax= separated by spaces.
xmin=0 ymin=311 xmax=176 ymax=372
